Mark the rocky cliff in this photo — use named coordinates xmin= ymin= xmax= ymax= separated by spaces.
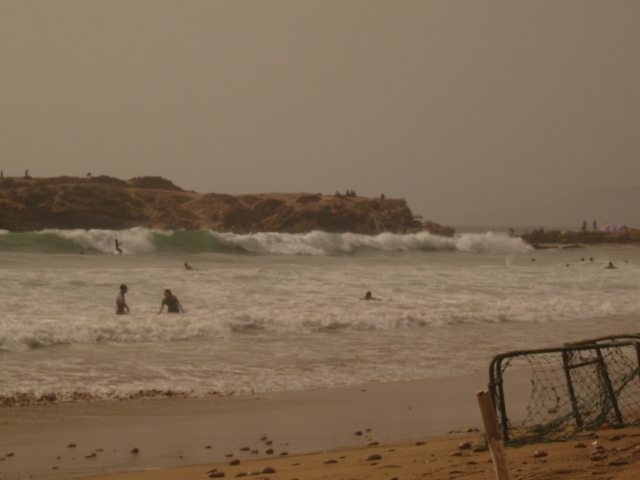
xmin=0 ymin=175 xmax=454 ymax=236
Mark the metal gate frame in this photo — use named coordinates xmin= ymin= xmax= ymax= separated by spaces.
xmin=488 ymin=340 xmax=640 ymax=442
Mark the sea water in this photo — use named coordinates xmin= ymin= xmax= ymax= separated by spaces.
xmin=0 ymin=228 xmax=639 ymax=404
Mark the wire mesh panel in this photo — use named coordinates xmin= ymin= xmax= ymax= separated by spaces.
xmin=489 ymin=340 xmax=640 ymax=445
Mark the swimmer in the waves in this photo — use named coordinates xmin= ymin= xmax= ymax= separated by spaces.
xmin=116 ymin=284 xmax=129 ymax=314
xmin=361 ymin=291 xmax=382 ymax=301
xmin=158 ymin=289 xmax=184 ymax=313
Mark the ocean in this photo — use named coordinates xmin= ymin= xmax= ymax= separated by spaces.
xmin=1 ymin=228 xmax=639 ymax=405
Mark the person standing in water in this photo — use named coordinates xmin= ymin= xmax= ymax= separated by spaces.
xmin=158 ymin=289 xmax=184 ymax=313
xmin=116 ymin=284 xmax=129 ymax=314
xmin=115 ymin=239 xmax=123 ymax=254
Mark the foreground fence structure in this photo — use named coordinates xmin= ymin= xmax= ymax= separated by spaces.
xmin=488 ymin=335 xmax=640 ymax=445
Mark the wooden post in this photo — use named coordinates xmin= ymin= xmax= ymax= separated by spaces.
xmin=477 ymin=389 xmax=513 ymax=480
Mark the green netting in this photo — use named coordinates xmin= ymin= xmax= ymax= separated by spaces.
xmin=489 ymin=338 xmax=640 ymax=446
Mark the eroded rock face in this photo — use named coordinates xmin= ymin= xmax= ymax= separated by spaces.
xmin=0 ymin=175 xmax=454 ymax=236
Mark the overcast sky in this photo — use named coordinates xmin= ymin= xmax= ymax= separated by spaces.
xmin=2 ymin=1 xmax=639 ymax=227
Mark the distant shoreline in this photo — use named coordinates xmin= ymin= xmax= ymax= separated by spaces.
xmin=520 ymin=228 xmax=640 ymax=247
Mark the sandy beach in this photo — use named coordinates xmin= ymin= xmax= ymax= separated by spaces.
xmin=0 ymin=372 xmax=490 ymax=479
xmin=3 ymin=369 xmax=639 ymax=480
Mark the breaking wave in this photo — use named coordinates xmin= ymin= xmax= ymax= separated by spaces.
xmin=0 ymin=229 xmax=531 ymax=256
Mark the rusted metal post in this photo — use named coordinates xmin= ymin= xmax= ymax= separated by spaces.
xmin=489 ymin=356 xmax=510 ymax=442
xmin=477 ymin=389 xmax=513 ymax=480
xmin=595 ymin=347 xmax=623 ymax=424
xmin=562 ymin=350 xmax=584 ymax=428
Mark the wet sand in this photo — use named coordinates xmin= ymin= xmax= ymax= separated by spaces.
xmin=1 ymin=372 xmax=492 ymax=479
xmin=1 ymin=370 xmax=639 ymax=480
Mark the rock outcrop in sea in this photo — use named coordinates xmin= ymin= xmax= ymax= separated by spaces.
xmin=521 ymin=229 xmax=640 ymax=246
xmin=0 ymin=175 xmax=454 ymax=236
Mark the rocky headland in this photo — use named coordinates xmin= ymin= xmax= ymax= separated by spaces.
xmin=0 ymin=175 xmax=454 ymax=236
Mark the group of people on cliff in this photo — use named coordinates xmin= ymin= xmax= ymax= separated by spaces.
xmin=334 ymin=190 xmax=359 ymax=198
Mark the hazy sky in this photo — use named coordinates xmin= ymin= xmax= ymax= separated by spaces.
xmin=2 ymin=2 xmax=639 ymax=227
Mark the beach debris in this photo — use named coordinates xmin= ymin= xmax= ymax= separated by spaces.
xmin=265 ymin=448 xmax=274 ymax=454
xmin=324 ymin=459 xmax=338 ymax=464
xmin=279 ymin=452 xmax=288 ymax=456
xmin=366 ymin=454 xmax=382 ymax=461
xmin=458 ymin=442 xmax=473 ymax=450
xmin=6 ymin=453 xmax=14 ymax=457
xmin=240 ymin=447 xmax=250 ymax=451
xmin=415 ymin=441 xmax=425 ymax=446
xmin=131 ymin=447 xmax=139 ymax=454
xmin=472 ymin=446 xmax=489 ymax=453
xmin=208 ymin=472 xmax=225 ymax=478
xmin=225 ymin=453 xmax=234 ymax=457
xmin=259 ymin=436 xmax=268 ymax=441
xmin=450 ymin=452 xmax=462 ymax=457
xmin=590 ymin=454 xmax=607 ymax=461
xmin=610 ymin=435 xmax=623 ymax=441
xmin=67 ymin=443 xmax=76 ymax=448
xmin=261 ymin=467 xmax=276 ymax=474
xmin=574 ymin=442 xmax=587 ymax=448
xmin=354 ymin=431 xmax=363 ymax=436
xmin=235 ymin=473 xmax=247 ymax=477
xmin=85 ymin=453 xmax=97 ymax=459
xmin=609 ymin=460 xmax=629 ymax=466
xmin=251 ymin=450 xmax=258 ymax=454
xmin=367 ymin=441 xmax=379 ymax=446
xmin=532 ymin=451 xmax=547 ymax=458
xmin=229 ymin=459 xmax=240 ymax=466
xmin=265 ymin=440 xmax=273 ymax=445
